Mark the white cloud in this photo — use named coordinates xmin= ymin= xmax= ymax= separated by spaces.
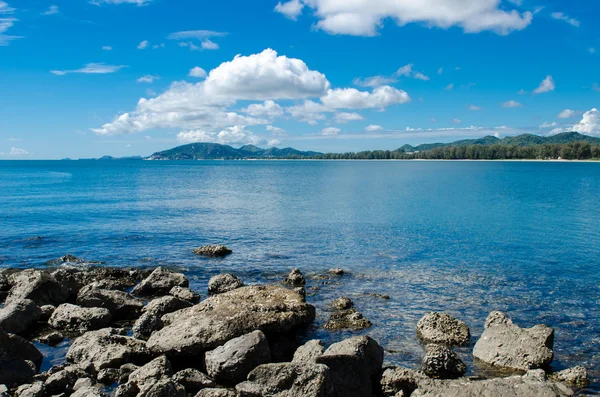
xmin=452 ymin=118 xmax=462 ymax=124
xmin=0 ymin=3 xmax=21 ymax=46
xmin=266 ymin=125 xmax=286 ymax=135
xmin=533 ymin=75 xmax=555 ymax=94
xmin=468 ymin=105 xmax=481 ymax=111
xmin=168 ymin=30 xmax=227 ymax=40
xmin=102 ymin=45 xmax=112 ymax=51
xmin=275 ymin=0 xmax=304 ymax=20
xmin=551 ymin=12 xmax=580 ymax=27
xmin=43 ymin=5 xmax=59 ymax=15
xmin=189 ymin=66 xmax=207 ymax=78
xmin=539 ymin=121 xmax=558 ymax=128
xmin=179 ymin=42 xmax=200 ymax=51
xmin=286 ymin=100 xmax=328 ymax=125
xmin=365 ymin=124 xmax=384 ymax=132
xmin=137 ymin=40 xmax=149 ymax=49
xmin=51 ymin=63 xmax=127 ymax=75
xmin=413 ymin=72 xmax=430 ymax=81
xmin=334 ymin=112 xmax=364 ymax=123
xmin=517 ymin=89 xmax=528 ymax=95
xmin=444 ymin=83 xmax=454 ymax=91
xmin=321 ymin=86 xmax=410 ymax=109
xmin=502 ymin=100 xmax=523 ymax=108
xmin=557 ymin=109 xmax=577 ymax=119
xmin=353 ymin=75 xmax=397 ymax=87
xmin=152 ymin=43 xmax=165 ymax=49
xmin=321 ymin=127 xmax=341 ymax=136
xmin=177 ymin=126 xmax=270 ymax=146
xmin=90 ymin=0 xmax=151 ymax=5
xmin=242 ymin=100 xmax=284 ymax=118
xmin=297 ymin=0 xmax=532 ymax=36
xmin=437 ymin=68 xmax=443 ymax=75
xmin=0 ymin=1 xmax=15 ymax=13
xmin=201 ymin=39 xmax=219 ymax=50
xmin=4 ymin=147 xmax=29 ymax=156
xmin=395 ymin=64 xmax=429 ymax=80
xmin=137 ymin=75 xmax=160 ymax=83
xmin=570 ymin=108 xmax=600 ymax=136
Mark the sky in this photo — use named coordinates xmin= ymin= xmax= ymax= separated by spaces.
xmin=0 ymin=0 xmax=599 ymax=159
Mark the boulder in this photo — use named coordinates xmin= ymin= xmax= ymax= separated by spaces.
xmin=0 ymin=299 xmax=42 ymax=334
xmin=328 ymin=268 xmax=345 ymax=276
xmin=71 ymin=386 xmax=104 ymax=397
xmin=114 ymin=382 xmax=140 ymax=397
xmin=416 ymin=312 xmax=470 ymax=346
xmin=44 ymin=366 xmax=87 ymax=395
xmin=169 ymin=286 xmax=201 ymax=304
xmin=550 ymin=367 xmax=589 ymax=386
xmin=193 ymin=245 xmax=232 ymax=257
xmin=0 ymin=327 xmax=42 ymax=387
xmin=208 ymin=274 xmax=244 ymax=296
xmin=331 ymin=297 xmax=353 ymax=310
xmin=73 ymin=377 xmax=94 ymax=391
xmin=133 ymin=296 xmax=192 ymax=339
xmin=172 ymin=369 xmax=216 ymax=394
xmin=323 ymin=308 xmax=372 ymax=331
xmin=97 ymin=368 xmax=120 ymax=384
xmin=147 ymin=285 xmax=315 ymax=357
xmin=421 ymin=345 xmax=466 ymax=379
xmin=6 ymin=270 xmax=71 ymax=306
xmin=292 ymin=340 xmax=325 ymax=364
xmin=52 ymin=267 xmax=141 ymax=296
xmin=315 ymin=336 xmax=384 ymax=397
xmin=77 ymin=286 xmax=144 ymax=321
xmin=128 ymin=356 xmax=172 ymax=390
xmin=49 ymin=304 xmax=112 ymax=333
xmin=283 ymin=269 xmax=306 ymax=287
xmin=66 ymin=328 xmax=149 ymax=371
xmin=14 ymin=382 xmax=44 ymax=397
xmin=36 ymin=331 xmax=64 ymax=346
xmin=138 ymin=379 xmax=186 ymax=397
xmin=378 ymin=366 xmax=428 ymax=397
xmin=473 ymin=311 xmax=554 ymax=371
xmin=236 ymin=362 xmax=334 ymax=397
xmin=205 ymin=330 xmax=271 ymax=385
xmin=39 ymin=305 xmax=56 ymax=322
xmin=132 ymin=267 xmax=189 ymax=297
xmin=6 ymin=333 xmax=43 ymax=370
xmin=196 ymin=389 xmax=237 ymax=397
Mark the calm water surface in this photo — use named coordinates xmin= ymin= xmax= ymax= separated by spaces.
xmin=1 ymin=160 xmax=599 ymax=394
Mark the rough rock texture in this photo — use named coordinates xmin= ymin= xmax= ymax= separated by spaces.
xmin=137 ymin=379 xmax=186 ymax=397
xmin=71 ymin=386 xmax=104 ymax=397
xmin=0 ymin=327 xmax=42 ymax=387
xmin=473 ymin=311 xmax=554 ymax=371
xmin=315 ymin=336 xmax=384 ymax=397
xmin=169 ymin=286 xmax=201 ymax=304
xmin=0 ymin=299 xmax=42 ymax=334
xmin=411 ymin=370 xmax=574 ymax=397
xmin=292 ymin=340 xmax=325 ymax=364
xmin=550 ymin=367 xmax=589 ymax=386
xmin=196 ymin=389 xmax=237 ymax=397
xmin=331 ymin=297 xmax=353 ymax=310
xmin=133 ymin=296 xmax=192 ymax=339
xmin=44 ymin=366 xmax=87 ymax=394
xmin=77 ymin=286 xmax=144 ymax=321
xmin=205 ymin=330 xmax=271 ymax=385
xmin=52 ymin=267 xmax=141 ymax=296
xmin=49 ymin=304 xmax=112 ymax=333
xmin=236 ymin=362 xmax=334 ymax=397
xmin=127 ymin=356 xmax=172 ymax=390
xmin=323 ymin=308 xmax=372 ymax=331
xmin=172 ymin=369 xmax=216 ymax=394
xmin=421 ymin=345 xmax=466 ymax=379
xmin=39 ymin=305 xmax=55 ymax=322
xmin=283 ymin=269 xmax=306 ymax=287
xmin=193 ymin=245 xmax=232 ymax=257
xmin=207 ymin=274 xmax=244 ymax=296
xmin=36 ymin=331 xmax=64 ymax=346
xmin=379 ymin=366 xmax=429 ymax=397
xmin=147 ymin=285 xmax=315 ymax=357
xmin=97 ymin=368 xmax=120 ymax=384
xmin=7 ymin=333 xmax=43 ymax=370
xmin=6 ymin=270 xmax=70 ymax=306
xmin=132 ymin=267 xmax=189 ymax=297
xmin=14 ymin=382 xmax=44 ymax=397
xmin=66 ymin=328 xmax=149 ymax=371
xmin=328 ymin=268 xmax=345 ymax=276
xmin=416 ymin=312 xmax=470 ymax=346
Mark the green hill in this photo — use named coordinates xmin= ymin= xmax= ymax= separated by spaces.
xmin=147 ymin=143 xmax=322 ymax=160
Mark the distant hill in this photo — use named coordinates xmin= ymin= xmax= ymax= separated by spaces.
xmin=77 ymin=155 xmax=143 ymax=161
xmin=147 ymin=143 xmax=322 ymax=160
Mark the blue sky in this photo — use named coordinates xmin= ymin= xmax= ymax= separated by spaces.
xmin=0 ymin=0 xmax=599 ymax=159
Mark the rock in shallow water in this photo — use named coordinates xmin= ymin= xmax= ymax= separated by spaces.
xmin=0 ymin=327 xmax=42 ymax=388
xmin=77 ymin=286 xmax=143 ymax=321
xmin=283 ymin=268 xmax=306 ymax=287
xmin=169 ymin=286 xmax=201 ymax=304
xmin=49 ymin=303 xmax=112 ymax=333
xmin=132 ymin=267 xmax=189 ymax=297
xmin=0 ymin=298 xmax=42 ymax=335
xmin=550 ymin=366 xmax=589 ymax=386
xmin=193 ymin=245 xmax=232 ymax=257
xmin=132 ymin=296 xmax=192 ymax=339
xmin=323 ymin=307 xmax=372 ymax=331
xmin=416 ymin=312 xmax=470 ymax=346
xmin=207 ymin=274 xmax=244 ymax=296
xmin=420 ymin=344 xmax=466 ymax=379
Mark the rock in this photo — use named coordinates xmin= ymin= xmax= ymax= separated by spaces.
xmin=137 ymin=379 xmax=186 ymax=397
xmin=49 ymin=304 xmax=112 ymax=333
xmin=550 ymin=367 xmax=589 ymax=386
xmin=77 ymin=286 xmax=144 ymax=321
xmin=128 ymin=356 xmax=172 ymax=390
xmin=14 ymin=382 xmax=44 ymax=397
xmin=421 ymin=345 xmax=466 ymax=379
xmin=0 ymin=385 xmax=7 ymax=397
xmin=292 ymin=340 xmax=325 ymax=364
xmin=71 ymin=386 xmax=104 ymax=397
xmin=0 ymin=299 xmax=42 ymax=334
xmin=416 ymin=312 xmax=470 ymax=346
xmin=6 ymin=270 xmax=71 ymax=306
xmin=283 ymin=269 xmax=306 ymax=287
xmin=114 ymin=382 xmax=140 ymax=397
xmin=7 ymin=333 xmax=43 ymax=370
xmin=132 ymin=267 xmax=189 ymax=297
xmin=236 ymin=362 xmax=334 ymax=397
xmin=66 ymin=328 xmax=149 ymax=372
xmin=195 ymin=390 xmax=237 ymax=397
xmin=331 ymin=297 xmax=353 ymax=310
xmin=119 ymin=363 xmax=140 ymax=383
xmin=328 ymin=268 xmax=345 ymax=276
xmin=323 ymin=308 xmax=372 ymax=331
xmin=39 ymin=305 xmax=56 ymax=321
xmin=473 ymin=311 xmax=554 ymax=371
xmin=378 ymin=367 xmax=428 ymax=397
xmin=205 ymin=330 xmax=271 ymax=385
xmin=73 ymin=377 xmax=94 ymax=391
xmin=0 ymin=327 xmax=42 ymax=387
xmin=97 ymin=368 xmax=120 ymax=384
xmin=133 ymin=296 xmax=192 ymax=339
xmin=44 ymin=366 xmax=87 ymax=395
xmin=52 ymin=267 xmax=140 ymax=296
xmin=169 ymin=286 xmax=201 ymax=304
xmin=36 ymin=331 xmax=64 ymax=346
xmin=172 ymin=369 xmax=216 ymax=394
xmin=207 ymin=274 xmax=244 ymax=296
xmin=316 ymin=336 xmax=384 ymax=397
xmin=147 ymin=285 xmax=314 ymax=357
xmin=411 ymin=370 xmax=574 ymax=397
xmin=193 ymin=245 xmax=232 ymax=257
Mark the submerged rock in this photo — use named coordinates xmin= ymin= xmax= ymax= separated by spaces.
xmin=323 ymin=307 xmax=372 ymax=331
xmin=207 ymin=274 xmax=244 ymax=296
xmin=0 ymin=298 xmax=42 ymax=335
xmin=328 ymin=268 xmax=345 ymax=276
xmin=193 ymin=245 xmax=232 ymax=257
xmin=77 ymin=286 xmax=143 ymax=321
xmin=132 ymin=267 xmax=189 ymax=297
xmin=550 ymin=366 xmax=589 ymax=386
xmin=49 ymin=303 xmax=112 ymax=333
xmin=169 ymin=286 xmax=201 ymax=304
xmin=416 ymin=312 xmax=470 ymax=346
xmin=421 ymin=344 xmax=466 ymax=379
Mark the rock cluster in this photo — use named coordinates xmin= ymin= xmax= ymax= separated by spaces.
xmin=193 ymin=245 xmax=233 ymax=257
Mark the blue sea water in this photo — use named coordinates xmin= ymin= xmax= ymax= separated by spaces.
xmin=1 ymin=160 xmax=599 ymax=393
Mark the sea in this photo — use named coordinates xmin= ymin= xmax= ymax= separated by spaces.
xmin=1 ymin=160 xmax=599 ymax=394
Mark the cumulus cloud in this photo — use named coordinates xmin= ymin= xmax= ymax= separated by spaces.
xmin=334 ymin=112 xmax=364 ymax=123
xmin=557 ymin=109 xmax=577 ymax=119
xmin=321 ymin=86 xmax=410 ymax=109
xmin=137 ymin=40 xmax=149 ymax=49
xmin=43 ymin=5 xmax=59 ymax=15
xmin=177 ymin=126 xmax=272 ymax=146
xmin=286 ymin=100 xmax=329 ymax=125
xmin=353 ymin=75 xmax=397 ymax=88
xmin=51 ymin=63 xmax=127 ymax=75
xmin=189 ymin=66 xmax=207 ymax=78
xmin=502 ymin=100 xmax=523 ymax=108
xmin=242 ymin=100 xmax=284 ymax=118
xmin=137 ymin=75 xmax=160 ymax=83
xmin=533 ymin=75 xmax=555 ymax=94
xmin=551 ymin=12 xmax=580 ymax=27
xmin=0 ymin=147 xmax=30 ymax=157
xmin=266 ymin=125 xmax=286 ymax=135
xmin=365 ymin=124 xmax=384 ymax=132
xmin=201 ymin=39 xmax=219 ymax=50
xmin=321 ymin=127 xmax=341 ymax=136
xmin=570 ymin=108 xmax=600 ymax=136
xmin=275 ymin=0 xmax=304 ymax=20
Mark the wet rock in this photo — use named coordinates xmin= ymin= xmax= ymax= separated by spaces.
xmin=0 ymin=327 xmax=42 ymax=387
xmin=331 ymin=297 xmax=353 ymax=310
xmin=323 ymin=308 xmax=372 ymax=331
xmin=169 ymin=286 xmax=201 ymax=304
xmin=316 ymin=336 xmax=384 ymax=397
xmin=550 ymin=366 xmax=589 ymax=386
xmin=416 ymin=312 xmax=470 ymax=346
xmin=378 ymin=366 xmax=428 ymax=397
xmin=132 ymin=267 xmax=189 ymax=297
xmin=148 ymin=285 xmax=314 ymax=357
xmin=97 ymin=368 xmax=120 ymax=384
xmin=128 ymin=356 xmax=172 ymax=390
xmin=0 ymin=298 xmax=42 ymax=335
xmin=36 ymin=331 xmax=64 ymax=346
xmin=137 ymin=379 xmax=186 ymax=397
xmin=49 ymin=304 xmax=112 ymax=333
xmin=172 ymin=369 xmax=216 ymax=394
xmin=421 ymin=344 xmax=466 ymax=379
xmin=283 ymin=268 xmax=306 ymax=287
xmin=205 ymin=330 xmax=271 ymax=385
xmin=473 ymin=311 xmax=554 ymax=371
xmin=66 ymin=328 xmax=149 ymax=372
xmin=193 ymin=245 xmax=232 ymax=257
xmin=328 ymin=268 xmax=345 ymax=276
xmin=133 ymin=296 xmax=192 ymax=339
xmin=196 ymin=390 xmax=237 ymax=397
xmin=6 ymin=270 xmax=71 ymax=306
xmin=14 ymin=382 xmax=44 ymax=397
xmin=208 ymin=274 xmax=244 ymax=296
xmin=77 ymin=286 xmax=144 ymax=321
xmin=292 ymin=340 xmax=325 ymax=364
xmin=46 ymin=254 xmax=102 ymax=266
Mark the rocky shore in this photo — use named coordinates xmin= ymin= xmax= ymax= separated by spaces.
xmin=0 ymin=247 xmax=592 ymax=397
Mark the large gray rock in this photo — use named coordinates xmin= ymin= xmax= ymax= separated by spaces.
xmin=52 ymin=267 xmax=141 ymax=296
xmin=44 ymin=365 xmax=88 ymax=395
xmin=292 ymin=340 xmax=325 ymax=364
xmin=66 ymin=328 xmax=149 ymax=371
xmin=132 ymin=267 xmax=189 ymax=297
xmin=133 ymin=296 xmax=192 ymax=339
xmin=473 ymin=311 xmax=554 ymax=371
xmin=550 ymin=367 xmax=589 ymax=386
xmin=49 ymin=303 xmax=112 ymax=333
xmin=137 ymin=379 xmax=186 ymax=397
xmin=283 ymin=269 xmax=306 ymax=287
xmin=196 ymin=389 xmax=237 ymax=397
xmin=193 ymin=245 xmax=232 ymax=257
xmin=14 ymin=382 xmax=44 ymax=397
xmin=0 ymin=299 xmax=42 ymax=334
xmin=236 ymin=362 xmax=334 ymax=397
xmin=0 ymin=327 xmax=42 ymax=387
xmin=127 ymin=356 xmax=172 ymax=390
xmin=315 ymin=336 xmax=384 ymax=397
xmin=169 ymin=286 xmax=201 ymax=304
xmin=71 ymin=386 xmax=104 ymax=397
xmin=205 ymin=330 xmax=271 ymax=385
xmin=6 ymin=333 xmax=43 ymax=370
xmin=207 ymin=274 xmax=244 ymax=296
xmin=6 ymin=270 xmax=70 ymax=306
xmin=416 ymin=312 xmax=470 ymax=346
xmin=378 ymin=366 xmax=428 ymax=397
xmin=420 ymin=344 xmax=466 ymax=379
xmin=77 ymin=286 xmax=143 ymax=321
xmin=147 ymin=285 xmax=315 ymax=357
xmin=172 ymin=369 xmax=216 ymax=394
